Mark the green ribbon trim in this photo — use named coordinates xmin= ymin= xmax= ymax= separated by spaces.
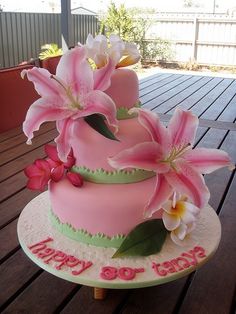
xmin=71 ymin=166 xmax=155 ymax=184
xmin=49 ymin=210 xmax=125 ymax=248
xmin=116 ymin=101 xmax=141 ymax=120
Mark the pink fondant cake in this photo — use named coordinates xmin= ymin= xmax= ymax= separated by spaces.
xmin=23 ymin=34 xmax=233 ymax=255
xmin=48 ymin=67 xmax=159 ymax=246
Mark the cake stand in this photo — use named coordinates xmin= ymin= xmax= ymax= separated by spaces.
xmin=17 ymin=191 xmax=221 ymax=299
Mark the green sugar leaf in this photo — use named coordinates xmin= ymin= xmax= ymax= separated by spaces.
xmin=84 ymin=114 xmax=119 ymax=141
xmin=112 ymin=219 xmax=168 ymax=258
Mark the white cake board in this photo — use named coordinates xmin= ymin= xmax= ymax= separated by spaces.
xmin=17 ymin=191 xmax=221 ymax=289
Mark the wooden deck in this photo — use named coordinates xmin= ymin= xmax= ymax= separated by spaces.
xmin=1 ymin=73 xmax=236 ymax=313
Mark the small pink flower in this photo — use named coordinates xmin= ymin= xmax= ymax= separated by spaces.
xmin=45 ymin=144 xmax=76 ymax=182
xmin=24 ymin=144 xmax=83 ymax=191
xmin=24 ymin=159 xmax=51 ymax=191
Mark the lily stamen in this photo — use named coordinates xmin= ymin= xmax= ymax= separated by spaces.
xmin=50 ymin=75 xmax=82 ymax=109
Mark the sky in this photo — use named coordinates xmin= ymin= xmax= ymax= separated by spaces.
xmin=0 ymin=0 xmax=235 ymax=13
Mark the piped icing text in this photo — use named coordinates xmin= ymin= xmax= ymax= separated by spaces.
xmin=27 ymin=237 xmax=206 ymax=281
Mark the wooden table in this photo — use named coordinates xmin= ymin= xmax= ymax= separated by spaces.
xmin=1 ymin=73 xmax=236 ymax=313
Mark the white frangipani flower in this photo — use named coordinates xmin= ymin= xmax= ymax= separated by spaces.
xmin=83 ymin=34 xmax=140 ymax=68
xmin=162 ymin=194 xmax=200 ymax=245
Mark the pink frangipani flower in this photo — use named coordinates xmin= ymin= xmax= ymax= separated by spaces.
xmin=22 ymin=46 xmax=118 ymax=162
xmin=24 ymin=144 xmax=83 ymax=191
xmin=24 ymin=159 xmax=51 ymax=191
xmin=109 ymin=108 xmax=234 ymax=217
xmin=45 ymin=144 xmax=75 ymax=182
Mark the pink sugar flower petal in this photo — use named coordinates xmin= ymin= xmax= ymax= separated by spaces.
xmin=145 ymin=174 xmax=173 ymax=218
xmin=109 ymin=142 xmax=169 ymax=172
xmin=184 ymin=147 xmax=235 ymax=173
xmin=168 ymin=108 xmax=198 ymax=147
xmin=165 ymin=160 xmax=210 ymax=209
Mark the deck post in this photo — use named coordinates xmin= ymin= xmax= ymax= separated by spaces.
xmin=61 ymin=0 xmax=72 ymax=53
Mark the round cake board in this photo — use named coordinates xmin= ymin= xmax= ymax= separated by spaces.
xmin=17 ymin=191 xmax=221 ymax=291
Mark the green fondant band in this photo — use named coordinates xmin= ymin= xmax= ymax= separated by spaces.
xmin=71 ymin=166 xmax=155 ymax=184
xmin=116 ymin=101 xmax=141 ymax=120
xmin=49 ymin=210 xmax=125 ymax=248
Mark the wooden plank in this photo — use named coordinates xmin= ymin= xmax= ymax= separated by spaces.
xmin=0 ymin=219 xmax=19 ymax=262
xmin=120 ymin=278 xmax=188 ymax=314
xmin=187 ymin=78 xmax=234 ymax=117
xmin=0 ymin=127 xmax=23 ymax=143
xmin=155 ymin=76 xmax=213 ymax=113
xmin=139 ymin=73 xmax=165 ymax=87
xmin=167 ymin=76 xmax=224 ymax=114
xmin=0 ymin=128 xmax=58 ymax=166
xmin=200 ymin=79 xmax=236 ymax=121
xmin=2 ymin=272 xmax=78 ymax=313
xmin=0 ymin=250 xmax=41 ymax=311
xmin=179 ymin=173 xmax=236 ymax=314
xmin=156 ymin=113 xmax=236 ymax=131
xmin=140 ymin=75 xmax=192 ymax=105
xmin=0 ymin=188 xmax=39 ymax=229
xmin=0 ymin=171 xmax=27 ymax=202
xmin=61 ymin=286 xmax=129 ymax=314
xmin=143 ymin=76 xmax=201 ymax=109
xmin=177 ymin=130 xmax=236 ymax=314
xmin=217 ymin=92 xmax=236 ymax=123
xmin=0 ymin=141 xmax=54 ymax=182
xmin=140 ymin=74 xmax=182 ymax=98
xmin=0 ymin=123 xmax=55 ymax=153
xmin=139 ymin=73 xmax=174 ymax=90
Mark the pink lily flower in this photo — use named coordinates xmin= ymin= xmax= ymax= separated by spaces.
xmin=22 ymin=46 xmax=118 ymax=162
xmin=109 ymin=108 xmax=234 ymax=217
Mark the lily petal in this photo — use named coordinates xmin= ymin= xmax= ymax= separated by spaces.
xmin=22 ymin=67 xmax=64 ymax=100
xmin=184 ymin=147 xmax=235 ymax=174
xmin=56 ymin=46 xmax=93 ymax=95
xmin=55 ymin=118 xmax=76 ymax=162
xmin=145 ymin=174 xmax=173 ymax=217
xmin=168 ymin=108 xmax=198 ymax=147
xmin=75 ymin=90 xmax=118 ymax=130
xmin=108 ymin=142 xmax=169 ymax=172
xmin=93 ymin=57 xmax=116 ymax=91
xmin=23 ymin=98 xmax=72 ymax=144
xmin=165 ymin=160 xmax=210 ymax=208
xmin=162 ymin=211 xmax=180 ymax=231
xmin=130 ymin=108 xmax=171 ymax=153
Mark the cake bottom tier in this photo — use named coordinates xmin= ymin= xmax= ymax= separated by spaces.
xmin=49 ymin=177 xmax=162 ymax=248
